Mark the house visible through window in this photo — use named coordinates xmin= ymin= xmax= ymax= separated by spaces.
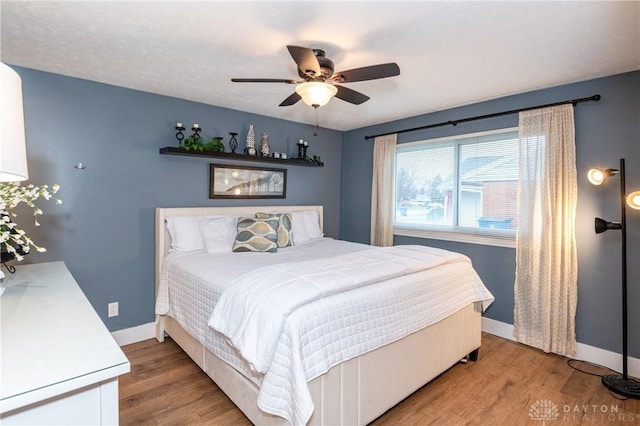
xmin=394 ymin=128 xmax=519 ymax=245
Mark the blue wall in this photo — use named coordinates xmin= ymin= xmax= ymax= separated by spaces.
xmin=341 ymin=71 xmax=640 ymax=357
xmin=14 ymin=66 xmax=343 ymax=331
xmin=13 ymin=65 xmax=640 ymax=358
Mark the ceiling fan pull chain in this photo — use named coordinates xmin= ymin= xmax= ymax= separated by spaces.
xmin=314 ymin=106 xmax=319 ymax=136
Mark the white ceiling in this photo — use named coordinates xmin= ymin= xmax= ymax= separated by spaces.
xmin=1 ymin=1 xmax=638 ymax=131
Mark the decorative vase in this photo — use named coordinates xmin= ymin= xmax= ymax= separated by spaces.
xmin=245 ymin=125 xmax=256 ymax=154
xmin=229 ymin=132 xmax=239 ymax=153
xmin=259 ymin=132 xmax=270 ymax=157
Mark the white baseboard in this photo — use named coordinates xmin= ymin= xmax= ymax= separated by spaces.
xmin=112 ymin=318 xmax=639 ymax=379
xmin=111 ymin=322 xmax=156 ymax=346
xmin=482 ymin=317 xmax=640 ymax=378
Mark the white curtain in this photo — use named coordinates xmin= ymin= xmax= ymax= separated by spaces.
xmin=370 ymin=134 xmax=397 ymax=246
xmin=513 ymin=104 xmax=578 ymax=356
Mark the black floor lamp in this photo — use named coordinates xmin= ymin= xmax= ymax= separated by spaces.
xmin=588 ymin=158 xmax=640 ymax=399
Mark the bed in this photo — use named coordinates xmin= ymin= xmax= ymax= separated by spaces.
xmin=155 ymin=205 xmax=494 ymax=425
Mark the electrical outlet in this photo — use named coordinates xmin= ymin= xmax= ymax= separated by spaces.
xmin=108 ymin=302 xmax=119 ymax=318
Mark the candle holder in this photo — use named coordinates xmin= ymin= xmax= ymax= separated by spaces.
xmin=297 ymin=140 xmax=305 ymax=159
xmin=191 ymin=124 xmax=202 ymax=142
xmin=229 ymin=132 xmax=239 ymax=153
xmin=175 ymin=122 xmax=185 ymax=145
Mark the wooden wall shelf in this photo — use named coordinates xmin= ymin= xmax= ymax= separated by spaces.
xmin=159 ymin=147 xmax=323 ymax=167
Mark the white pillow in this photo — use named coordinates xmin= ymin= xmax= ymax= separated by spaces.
xmin=166 ymin=215 xmax=208 ymax=252
xmin=200 ymin=216 xmax=237 ymax=254
xmin=291 ymin=210 xmax=323 ymax=244
xmin=301 ymin=210 xmax=323 ymax=239
xmin=291 ymin=211 xmax=309 ymax=244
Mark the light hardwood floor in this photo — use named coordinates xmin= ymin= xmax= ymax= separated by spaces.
xmin=120 ymin=333 xmax=640 ymax=425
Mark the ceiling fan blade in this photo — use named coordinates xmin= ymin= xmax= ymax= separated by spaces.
xmin=333 ymin=63 xmax=400 ymax=83
xmin=231 ymin=78 xmax=298 ymax=84
xmin=287 ymin=45 xmax=321 ymax=77
xmin=279 ymin=92 xmax=301 ymax=107
xmin=334 ymin=85 xmax=370 ymax=105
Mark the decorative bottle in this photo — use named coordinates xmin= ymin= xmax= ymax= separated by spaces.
xmin=245 ymin=125 xmax=256 ymax=155
xmin=259 ymin=132 xmax=270 ymax=157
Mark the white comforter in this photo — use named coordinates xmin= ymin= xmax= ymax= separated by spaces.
xmin=206 ymin=243 xmax=493 ymax=425
xmin=209 ymin=245 xmax=466 ymax=374
xmin=157 ymin=239 xmax=494 ymax=425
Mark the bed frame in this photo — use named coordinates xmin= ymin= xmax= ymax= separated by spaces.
xmin=155 ymin=205 xmax=482 ymax=425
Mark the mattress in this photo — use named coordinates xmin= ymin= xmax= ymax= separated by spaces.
xmin=156 ymin=238 xmax=494 ymax=424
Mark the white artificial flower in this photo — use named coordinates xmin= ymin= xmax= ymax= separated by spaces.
xmin=0 ymin=182 xmax=61 ymax=261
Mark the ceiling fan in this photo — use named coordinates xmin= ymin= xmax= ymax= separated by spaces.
xmin=231 ymin=45 xmax=400 ymax=108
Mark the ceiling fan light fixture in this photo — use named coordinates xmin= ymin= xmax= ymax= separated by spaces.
xmin=295 ymin=82 xmax=337 ymax=108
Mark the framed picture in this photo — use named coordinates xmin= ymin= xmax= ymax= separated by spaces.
xmin=209 ymin=164 xmax=287 ymax=199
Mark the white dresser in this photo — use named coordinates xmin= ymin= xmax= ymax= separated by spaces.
xmin=0 ymin=261 xmax=130 ymax=425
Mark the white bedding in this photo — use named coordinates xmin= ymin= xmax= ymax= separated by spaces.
xmin=210 ymin=245 xmax=474 ymax=374
xmin=156 ymin=238 xmax=494 ymax=425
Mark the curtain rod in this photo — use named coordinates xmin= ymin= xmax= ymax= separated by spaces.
xmin=363 ymin=94 xmax=601 ymax=140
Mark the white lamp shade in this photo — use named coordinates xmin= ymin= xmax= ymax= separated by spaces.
xmin=0 ymin=62 xmax=28 ymax=182
xmin=295 ymin=82 xmax=338 ymax=107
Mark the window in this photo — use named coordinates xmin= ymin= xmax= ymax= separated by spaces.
xmin=394 ymin=128 xmax=519 ymax=246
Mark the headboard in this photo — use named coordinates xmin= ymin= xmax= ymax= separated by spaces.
xmin=155 ymin=205 xmax=323 ymax=298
